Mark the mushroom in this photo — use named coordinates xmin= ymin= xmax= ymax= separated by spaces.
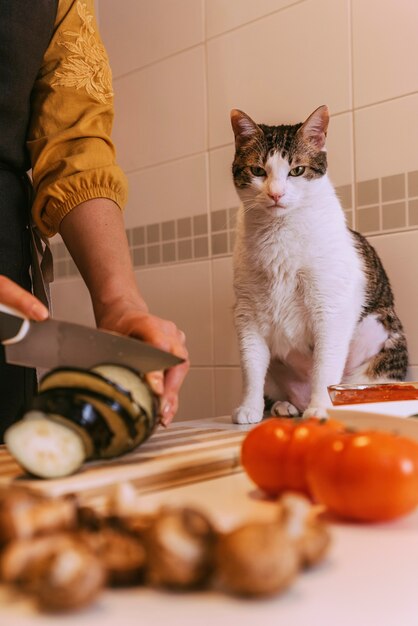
xmin=79 ymin=525 xmax=147 ymax=586
xmin=214 ymin=520 xmax=300 ymax=597
xmin=0 ymin=487 xmax=77 ymax=545
xmin=143 ymin=506 xmax=215 ymax=589
xmin=0 ymin=533 xmax=105 ymax=611
xmin=278 ymin=492 xmax=331 ymax=567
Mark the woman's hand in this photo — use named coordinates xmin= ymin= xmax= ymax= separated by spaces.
xmin=97 ymin=303 xmax=189 ymax=426
xmin=0 ymin=276 xmax=48 ymax=320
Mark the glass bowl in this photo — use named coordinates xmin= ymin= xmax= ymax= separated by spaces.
xmin=328 ymin=382 xmax=418 ymax=405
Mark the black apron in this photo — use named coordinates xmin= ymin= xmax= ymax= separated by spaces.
xmin=0 ymin=0 xmax=58 ymax=439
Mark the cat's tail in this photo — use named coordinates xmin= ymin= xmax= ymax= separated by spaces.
xmin=365 ymin=307 xmax=408 ymax=381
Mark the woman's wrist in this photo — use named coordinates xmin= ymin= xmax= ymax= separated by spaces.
xmin=93 ymin=289 xmax=149 ymax=328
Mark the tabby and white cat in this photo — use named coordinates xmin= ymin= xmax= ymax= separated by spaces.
xmin=230 ymin=105 xmax=408 ymax=424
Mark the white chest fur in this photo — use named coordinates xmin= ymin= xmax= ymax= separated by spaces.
xmin=233 ymin=181 xmax=365 ymax=364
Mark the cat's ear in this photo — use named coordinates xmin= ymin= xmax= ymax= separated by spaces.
xmin=298 ymin=105 xmax=329 ymax=150
xmin=230 ymin=109 xmax=261 ymax=146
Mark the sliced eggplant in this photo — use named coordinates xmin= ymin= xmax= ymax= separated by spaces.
xmin=4 ymin=413 xmax=87 ymax=478
xmin=31 ymin=391 xmax=112 ymax=458
xmin=33 ymin=390 xmax=149 ymax=459
xmin=5 ymin=366 xmax=158 ymax=479
xmin=92 ymin=364 xmax=157 ymax=434
xmin=39 ymin=368 xmax=141 ymax=421
xmin=76 ymin=393 xmax=139 ymax=459
xmin=92 ymin=365 xmax=153 ymax=414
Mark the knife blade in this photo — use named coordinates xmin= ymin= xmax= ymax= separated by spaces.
xmin=0 ymin=305 xmax=183 ymax=373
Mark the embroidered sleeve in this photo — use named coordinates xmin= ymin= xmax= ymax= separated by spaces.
xmin=26 ymin=0 xmax=128 ymax=237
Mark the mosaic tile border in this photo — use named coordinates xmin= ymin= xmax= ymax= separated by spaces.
xmin=51 ymin=208 xmax=238 ymax=279
xmin=355 ymin=170 xmax=418 ymax=235
xmin=51 ymin=170 xmax=418 ymax=280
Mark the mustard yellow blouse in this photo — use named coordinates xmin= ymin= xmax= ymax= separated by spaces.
xmin=27 ymin=0 xmax=128 ymax=237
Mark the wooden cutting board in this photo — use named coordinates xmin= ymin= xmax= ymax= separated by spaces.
xmin=0 ymin=421 xmax=247 ymax=500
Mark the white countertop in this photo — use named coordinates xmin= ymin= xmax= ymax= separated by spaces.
xmin=1 ymin=416 xmax=418 ymax=625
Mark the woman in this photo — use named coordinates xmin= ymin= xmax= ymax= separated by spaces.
xmin=0 ymin=0 xmax=188 ymax=438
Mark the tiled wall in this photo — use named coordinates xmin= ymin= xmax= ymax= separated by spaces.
xmin=50 ymin=0 xmax=418 ymax=418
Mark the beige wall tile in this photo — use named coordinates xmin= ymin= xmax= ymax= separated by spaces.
xmin=212 ymin=233 xmax=228 ymax=255
xmin=113 ymin=47 xmax=206 ymax=171
xmin=214 ymin=368 xmax=242 ymax=417
xmin=50 ymin=279 xmax=95 ymax=327
xmin=352 ymin=0 xmax=418 ymax=108
xmin=357 ymin=179 xmax=379 ymax=207
xmin=382 ymin=174 xmax=405 ymax=202
xmin=409 ymin=199 xmax=418 ymax=226
xmin=409 ymin=171 xmax=418 ymax=198
xmin=355 ymin=95 xmax=418 ymax=181
xmin=176 ymin=368 xmax=215 ymax=420
xmin=382 ymin=202 xmax=406 ymax=231
xmin=209 ymin=145 xmax=239 ymax=212
xmin=124 ymin=153 xmax=209 ymax=229
xmin=369 ymin=230 xmax=418 ymax=365
xmin=135 ymin=262 xmax=213 ymax=365
xmin=357 ymin=206 xmax=380 ymax=234
xmin=99 ymin=0 xmax=204 ymax=77
xmin=207 ymin=0 xmax=351 ymax=148
xmin=206 ymin=0 xmax=300 ymax=38
xmin=212 ymin=257 xmax=240 ymax=366
xmin=326 ymin=113 xmax=354 ymax=188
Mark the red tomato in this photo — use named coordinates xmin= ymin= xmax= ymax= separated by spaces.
xmin=240 ymin=417 xmax=343 ymax=496
xmin=306 ymin=430 xmax=418 ymax=522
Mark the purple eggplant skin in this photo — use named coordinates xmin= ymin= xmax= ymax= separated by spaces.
xmin=31 ymin=390 xmax=114 ymax=458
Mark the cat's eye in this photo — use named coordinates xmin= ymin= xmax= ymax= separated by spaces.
xmin=289 ymin=166 xmax=306 ymax=177
xmin=250 ymin=166 xmax=267 ymax=177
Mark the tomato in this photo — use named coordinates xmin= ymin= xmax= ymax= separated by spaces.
xmin=240 ymin=417 xmax=343 ymax=496
xmin=306 ymin=430 xmax=418 ymax=522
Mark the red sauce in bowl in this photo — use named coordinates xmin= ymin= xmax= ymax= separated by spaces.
xmin=329 ymin=384 xmax=418 ymax=405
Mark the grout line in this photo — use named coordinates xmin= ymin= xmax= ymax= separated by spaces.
xmin=353 ymin=90 xmax=418 ymax=113
xmin=348 ymin=0 xmax=357 ymax=230
xmin=202 ymin=0 xmax=217 ymax=409
xmin=123 ymin=144 xmax=235 ymax=177
xmin=406 ymin=171 xmax=410 ymax=228
xmin=205 ymin=0 xmax=307 ymax=43
xmin=113 ymin=42 xmax=205 ymax=83
xmin=123 ymin=149 xmax=208 ymax=176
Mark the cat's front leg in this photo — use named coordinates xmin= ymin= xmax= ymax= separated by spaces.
xmin=233 ymin=329 xmax=270 ymax=424
xmin=304 ymin=299 xmax=360 ymax=419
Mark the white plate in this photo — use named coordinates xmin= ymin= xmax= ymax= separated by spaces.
xmin=328 ymin=400 xmax=418 ymax=441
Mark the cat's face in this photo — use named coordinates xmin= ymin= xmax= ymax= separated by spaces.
xmin=230 ymin=106 xmax=329 ymax=216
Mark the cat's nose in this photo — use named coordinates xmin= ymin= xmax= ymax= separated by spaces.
xmin=267 ymin=192 xmax=282 ymax=204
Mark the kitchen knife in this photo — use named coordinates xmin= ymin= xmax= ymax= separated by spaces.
xmin=0 ymin=304 xmax=184 ymax=373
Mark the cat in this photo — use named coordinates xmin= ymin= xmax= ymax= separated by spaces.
xmin=230 ymin=105 xmax=408 ymax=424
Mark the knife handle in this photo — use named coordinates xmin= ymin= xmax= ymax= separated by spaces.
xmin=0 ymin=303 xmax=30 ymax=345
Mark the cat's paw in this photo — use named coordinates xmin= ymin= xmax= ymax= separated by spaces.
xmin=270 ymin=401 xmax=300 ymax=417
xmin=232 ymin=406 xmax=263 ymax=424
xmin=302 ymin=406 xmax=329 ymax=419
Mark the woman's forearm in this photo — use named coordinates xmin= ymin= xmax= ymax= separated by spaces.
xmin=58 ymin=198 xmax=147 ymax=323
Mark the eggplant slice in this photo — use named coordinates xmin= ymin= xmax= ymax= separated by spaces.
xmin=4 ymin=412 xmax=87 ymax=478
xmin=32 ymin=390 xmax=113 ymax=458
xmin=39 ymin=368 xmax=141 ymax=421
xmin=92 ymin=364 xmax=157 ymax=434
